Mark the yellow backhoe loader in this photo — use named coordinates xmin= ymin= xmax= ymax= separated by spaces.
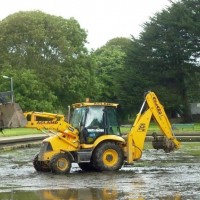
xmin=33 ymin=91 xmax=181 ymax=173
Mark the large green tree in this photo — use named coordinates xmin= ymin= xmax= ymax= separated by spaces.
xmin=93 ymin=38 xmax=131 ymax=102
xmin=120 ymin=0 xmax=200 ymax=121
xmin=0 ymin=11 xmax=98 ymax=111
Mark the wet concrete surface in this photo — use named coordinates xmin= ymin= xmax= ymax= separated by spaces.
xmin=0 ymin=142 xmax=200 ymax=200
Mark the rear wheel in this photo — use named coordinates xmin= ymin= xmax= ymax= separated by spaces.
xmin=50 ymin=153 xmax=71 ymax=174
xmin=33 ymin=153 xmax=50 ymax=172
xmin=92 ymin=142 xmax=124 ymax=172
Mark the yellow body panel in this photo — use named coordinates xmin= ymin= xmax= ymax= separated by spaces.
xmin=39 ymin=130 xmax=80 ymax=161
xmin=80 ymin=135 xmax=126 ymax=149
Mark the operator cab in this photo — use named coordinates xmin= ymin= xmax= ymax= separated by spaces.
xmin=70 ymin=102 xmax=121 ymax=144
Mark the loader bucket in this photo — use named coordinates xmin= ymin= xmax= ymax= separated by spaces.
xmin=0 ymin=103 xmax=27 ymax=129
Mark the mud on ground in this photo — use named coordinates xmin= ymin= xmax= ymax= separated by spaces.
xmin=0 ymin=142 xmax=199 ymax=200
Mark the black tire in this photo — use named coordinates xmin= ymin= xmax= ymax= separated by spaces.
xmin=78 ymin=162 xmax=96 ymax=172
xmin=92 ymin=142 xmax=124 ymax=172
xmin=33 ymin=153 xmax=50 ymax=172
xmin=50 ymin=153 xmax=71 ymax=174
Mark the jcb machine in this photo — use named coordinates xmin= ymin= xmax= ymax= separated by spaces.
xmin=33 ymin=91 xmax=180 ymax=173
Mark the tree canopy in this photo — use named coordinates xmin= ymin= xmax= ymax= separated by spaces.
xmin=0 ymin=11 xmax=98 ymax=112
xmin=0 ymin=1 xmax=200 ymax=122
xmin=116 ymin=0 xmax=200 ymax=121
xmin=93 ymin=38 xmax=129 ymax=102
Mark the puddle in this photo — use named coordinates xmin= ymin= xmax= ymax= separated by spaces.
xmin=0 ymin=142 xmax=199 ymax=200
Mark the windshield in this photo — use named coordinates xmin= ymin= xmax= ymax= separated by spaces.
xmin=85 ymin=106 xmax=104 ymax=129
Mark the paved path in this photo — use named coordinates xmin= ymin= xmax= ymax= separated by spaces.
xmin=0 ymin=134 xmax=47 ymax=144
xmin=0 ymin=134 xmax=48 ymax=150
xmin=0 ymin=132 xmax=200 ymax=151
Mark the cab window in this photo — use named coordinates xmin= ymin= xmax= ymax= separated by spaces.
xmin=106 ymin=108 xmax=121 ymax=136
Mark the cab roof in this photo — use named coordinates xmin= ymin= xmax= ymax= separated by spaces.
xmin=72 ymin=102 xmax=119 ymax=108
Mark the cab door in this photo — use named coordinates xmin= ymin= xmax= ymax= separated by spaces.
xmin=105 ymin=107 xmax=121 ymax=136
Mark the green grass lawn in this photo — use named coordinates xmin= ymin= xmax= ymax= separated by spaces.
xmin=0 ymin=128 xmax=42 ymax=137
xmin=120 ymin=122 xmax=200 ymax=135
xmin=1 ymin=122 xmax=200 ymax=138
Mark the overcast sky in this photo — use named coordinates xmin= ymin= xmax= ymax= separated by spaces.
xmin=0 ymin=0 xmax=171 ymax=49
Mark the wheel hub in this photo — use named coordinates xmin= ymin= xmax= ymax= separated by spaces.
xmin=106 ymin=154 xmax=113 ymax=162
xmin=103 ymin=149 xmax=118 ymax=166
xmin=57 ymin=158 xmax=68 ymax=170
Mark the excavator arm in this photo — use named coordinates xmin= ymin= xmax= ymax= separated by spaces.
xmin=126 ymin=91 xmax=181 ymax=163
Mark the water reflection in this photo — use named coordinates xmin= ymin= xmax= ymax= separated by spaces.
xmin=0 ymin=188 xmax=182 ymax=200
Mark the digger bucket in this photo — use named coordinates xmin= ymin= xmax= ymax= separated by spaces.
xmin=152 ymin=132 xmax=175 ymax=153
xmin=0 ymin=103 xmax=27 ymax=129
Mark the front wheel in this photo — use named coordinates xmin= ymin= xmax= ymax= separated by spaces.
xmin=92 ymin=142 xmax=124 ymax=172
xmin=50 ymin=153 xmax=71 ymax=174
xmin=33 ymin=153 xmax=50 ymax=172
